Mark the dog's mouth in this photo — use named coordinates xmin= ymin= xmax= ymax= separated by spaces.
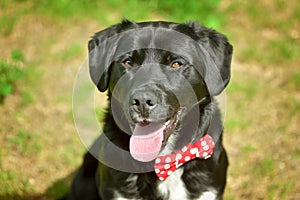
xmin=129 ymin=111 xmax=182 ymax=162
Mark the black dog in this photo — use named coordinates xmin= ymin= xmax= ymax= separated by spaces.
xmin=64 ymin=20 xmax=233 ymax=200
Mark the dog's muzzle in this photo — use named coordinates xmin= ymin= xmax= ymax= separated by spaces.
xmin=127 ymin=85 xmax=182 ymax=162
xmin=130 ymin=89 xmax=159 ymax=119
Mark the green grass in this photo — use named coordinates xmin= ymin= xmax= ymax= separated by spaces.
xmin=242 ymin=144 xmax=257 ymax=155
xmin=149 ymin=0 xmax=224 ymax=28
xmin=0 ymin=169 xmax=18 ymax=194
xmin=10 ymin=49 xmax=25 ymax=63
xmin=292 ymin=72 xmax=300 ymax=88
xmin=20 ymin=89 xmax=34 ymax=107
xmin=225 ymin=116 xmax=253 ymax=131
xmin=245 ymin=37 xmax=300 ymax=64
xmin=1 ymin=0 xmax=225 ymax=35
xmin=7 ymin=130 xmax=42 ymax=155
xmin=268 ymin=182 xmax=295 ymax=200
xmin=59 ymin=42 xmax=83 ymax=61
xmin=227 ymin=77 xmax=261 ymax=100
xmin=290 ymin=97 xmax=300 ymax=117
xmin=227 ymin=1 xmax=300 ymax=66
xmin=0 ymin=15 xmax=17 ymax=35
xmin=105 ymin=0 xmax=224 ymax=28
xmin=292 ymin=150 xmax=300 ymax=159
xmin=0 ymin=48 xmax=37 ymax=106
xmin=0 ymin=50 xmax=25 ymax=103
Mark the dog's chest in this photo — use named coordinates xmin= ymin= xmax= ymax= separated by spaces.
xmin=157 ymin=168 xmax=188 ymax=200
xmin=159 ymin=170 xmax=218 ymax=200
xmin=113 ymin=169 xmax=187 ymax=200
xmin=113 ymin=168 xmax=217 ymax=200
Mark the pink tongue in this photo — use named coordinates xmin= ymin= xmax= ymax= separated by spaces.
xmin=129 ymin=123 xmax=164 ymax=162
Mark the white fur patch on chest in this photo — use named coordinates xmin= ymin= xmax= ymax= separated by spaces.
xmin=158 ymin=168 xmax=188 ymax=200
xmin=113 ymin=193 xmax=135 ymax=200
xmin=197 ymin=190 xmax=217 ymax=200
xmin=113 ymin=171 xmax=217 ymax=200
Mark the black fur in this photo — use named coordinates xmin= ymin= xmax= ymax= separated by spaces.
xmin=64 ymin=20 xmax=232 ymax=200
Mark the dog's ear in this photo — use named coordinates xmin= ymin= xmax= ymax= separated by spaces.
xmin=88 ymin=20 xmax=136 ymax=92
xmin=187 ymin=22 xmax=233 ymax=96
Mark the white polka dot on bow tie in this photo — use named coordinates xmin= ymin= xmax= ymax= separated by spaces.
xmin=190 ymin=147 xmax=198 ymax=154
xmin=155 ymin=158 xmax=161 ymax=163
xmin=155 ymin=169 xmax=160 ymax=174
xmin=185 ymin=156 xmax=191 ymax=161
xmin=182 ymin=146 xmax=188 ymax=152
xmin=164 ymin=164 xmax=170 ymax=169
xmin=159 ymin=177 xmax=165 ymax=181
xmin=203 ymin=145 xmax=209 ymax=151
xmin=201 ymin=141 xmax=207 ymax=146
xmin=202 ymin=152 xmax=208 ymax=157
xmin=165 ymin=157 xmax=171 ymax=163
xmin=176 ymin=153 xmax=182 ymax=160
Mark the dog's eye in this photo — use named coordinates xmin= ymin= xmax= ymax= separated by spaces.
xmin=122 ymin=58 xmax=133 ymax=67
xmin=171 ymin=61 xmax=182 ymax=68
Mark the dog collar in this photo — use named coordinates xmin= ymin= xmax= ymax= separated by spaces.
xmin=154 ymin=134 xmax=215 ymax=181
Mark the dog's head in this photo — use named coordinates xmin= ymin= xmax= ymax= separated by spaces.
xmin=88 ymin=20 xmax=232 ymax=162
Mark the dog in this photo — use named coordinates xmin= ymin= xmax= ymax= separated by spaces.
xmin=64 ymin=20 xmax=233 ymax=200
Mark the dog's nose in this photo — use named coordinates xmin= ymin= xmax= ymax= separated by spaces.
xmin=130 ymin=91 xmax=158 ymax=115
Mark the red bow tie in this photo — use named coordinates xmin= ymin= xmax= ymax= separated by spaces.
xmin=154 ymin=134 xmax=215 ymax=181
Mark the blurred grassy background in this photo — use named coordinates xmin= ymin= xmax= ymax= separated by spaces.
xmin=0 ymin=0 xmax=299 ymax=199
